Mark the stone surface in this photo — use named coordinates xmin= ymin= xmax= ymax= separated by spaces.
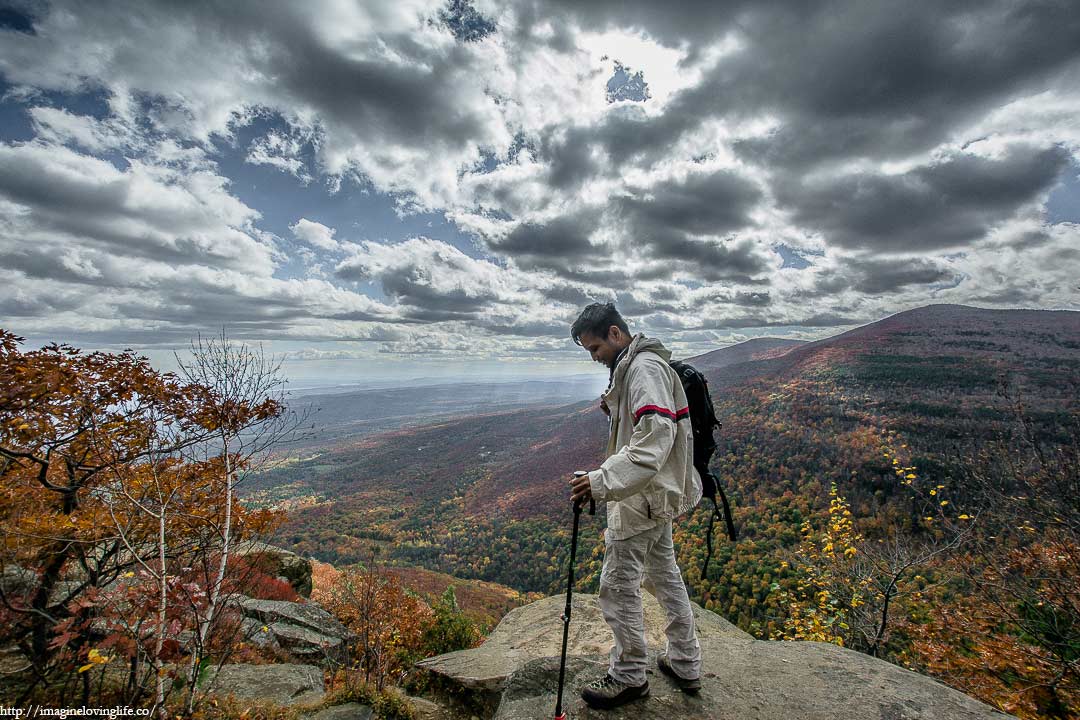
xmin=240 ymin=617 xmax=281 ymax=650
xmin=493 ymin=641 xmax=1016 ymax=720
xmin=203 ymin=662 xmax=326 ymax=707
xmin=416 ymin=592 xmax=1015 ymax=720
xmin=406 ymin=696 xmax=444 ymax=720
xmin=416 ymin=592 xmax=748 ymax=693
xmin=1 ymin=566 xmax=37 ymax=598
xmin=238 ymin=597 xmax=348 ymax=635
xmin=237 ymin=596 xmax=352 ymax=662
xmin=267 ymin=621 xmax=346 ymax=661
xmin=47 ymin=580 xmax=84 ymax=607
xmin=233 ymin=541 xmax=314 ymax=597
xmin=302 ymin=702 xmax=373 ymax=720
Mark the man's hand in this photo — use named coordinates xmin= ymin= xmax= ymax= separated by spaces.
xmin=570 ymin=472 xmax=593 ymax=505
xmin=599 ymin=397 xmax=610 ymax=417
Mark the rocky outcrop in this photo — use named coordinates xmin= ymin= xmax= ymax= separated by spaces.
xmin=495 ymin=641 xmax=1014 ymax=720
xmin=233 ymin=541 xmax=313 ymax=598
xmin=235 ymin=596 xmax=352 ymax=663
xmin=417 ymin=592 xmax=748 ymax=694
xmin=418 ymin=592 xmax=1016 ymax=720
xmin=201 ymin=662 xmax=326 ymax=707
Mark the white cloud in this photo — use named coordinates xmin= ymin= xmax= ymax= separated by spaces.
xmin=291 ymin=218 xmax=341 ymax=252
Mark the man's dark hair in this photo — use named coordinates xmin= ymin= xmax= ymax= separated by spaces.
xmin=570 ymin=302 xmax=630 ymax=346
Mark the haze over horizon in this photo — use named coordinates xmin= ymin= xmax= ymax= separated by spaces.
xmin=1 ymin=0 xmax=1078 ymax=382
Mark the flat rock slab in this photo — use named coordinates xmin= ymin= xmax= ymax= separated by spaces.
xmin=203 ymin=662 xmax=325 ymax=707
xmin=238 ymin=597 xmax=351 ymax=638
xmin=302 ymin=703 xmax=373 ymax=720
xmin=494 ymin=639 xmax=1016 ymax=720
xmin=417 ymin=592 xmax=747 ymax=693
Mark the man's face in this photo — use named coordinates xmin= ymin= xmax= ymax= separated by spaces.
xmin=579 ymin=327 xmax=624 ymax=370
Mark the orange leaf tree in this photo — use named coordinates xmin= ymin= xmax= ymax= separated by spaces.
xmin=0 ymin=329 xmax=293 ymax=712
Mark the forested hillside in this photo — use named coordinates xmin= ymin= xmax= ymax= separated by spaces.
xmin=247 ymin=304 xmax=1080 ymax=717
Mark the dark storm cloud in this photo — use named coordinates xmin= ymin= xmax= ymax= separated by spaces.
xmin=5 ymin=2 xmax=502 ymax=160
xmin=847 ymin=259 xmax=957 ymax=295
xmin=538 ymin=125 xmax=605 ymax=191
xmin=380 ymin=270 xmax=500 ymax=316
xmin=616 ymin=169 xmax=761 ymax=237
xmin=797 ymin=257 xmax=958 ymax=298
xmin=642 ymin=235 xmax=769 ymax=283
xmin=534 ymin=0 xmax=1080 ymax=170
xmin=608 ymin=169 xmax=769 ymax=283
xmin=779 ymin=145 xmax=1070 ymax=251
xmin=492 ymin=209 xmax=607 ymax=278
xmin=732 ymin=291 xmax=771 ymax=307
xmin=537 ymin=283 xmax=604 ymax=306
xmin=726 ymin=0 xmax=1080 ymax=168
xmin=613 ymin=290 xmax=683 ymax=316
xmin=479 ymin=317 xmax=570 ymax=336
xmin=536 ymin=103 xmax=694 ymax=175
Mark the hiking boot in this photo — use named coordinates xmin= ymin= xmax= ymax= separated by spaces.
xmin=580 ymin=673 xmax=650 ymax=709
xmin=657 ymin=653 xmax=702 ymax=694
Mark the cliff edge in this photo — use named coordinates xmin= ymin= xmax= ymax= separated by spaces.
xmin=418 ymin=592 xmax=1015 ymax=720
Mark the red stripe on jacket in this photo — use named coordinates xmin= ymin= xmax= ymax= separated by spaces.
xmin=633 ymin=405 xmax=690 ymax=424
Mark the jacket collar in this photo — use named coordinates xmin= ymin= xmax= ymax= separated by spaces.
xmin=608 ymin=344 xmax=630 ymax=385
xmin=605 ymin=333 xmax=671 ymax=395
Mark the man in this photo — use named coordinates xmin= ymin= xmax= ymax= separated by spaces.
xmin=568 ymin=302 xmax=704 ymax=710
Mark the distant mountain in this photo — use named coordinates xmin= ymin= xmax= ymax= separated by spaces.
xmin=701 ymin=304 xmax=1079 ymax=392
xmin=285 ymin=376 xmax=607 ymax=447
xmin=687 ymin=337 xmax=805 ymax=374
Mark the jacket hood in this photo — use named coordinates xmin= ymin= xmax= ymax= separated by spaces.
xmin=607 ymin=333 xmax=670 ymax=393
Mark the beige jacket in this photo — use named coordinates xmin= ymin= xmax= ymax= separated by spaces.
xmin=587 ymin=333 xmax=703 ymax=540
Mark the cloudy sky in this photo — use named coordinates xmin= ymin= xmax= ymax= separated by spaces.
xmin=1 ymin=0 xmax=1078 ymax=384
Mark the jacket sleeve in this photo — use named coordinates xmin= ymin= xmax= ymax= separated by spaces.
xmin=588 ymin=359 xmax=677 ymax=502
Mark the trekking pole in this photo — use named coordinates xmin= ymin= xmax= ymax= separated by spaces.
xmin=555 ymin=471 xmax=595 ymax=720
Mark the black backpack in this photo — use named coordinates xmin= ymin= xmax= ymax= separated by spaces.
xmin=669 ymin=360 xmax=737 ymax=576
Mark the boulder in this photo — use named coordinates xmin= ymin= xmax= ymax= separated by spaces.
xmin=202 ymin=662 xmax=325 ymax=707
xmin=233 ymin=542 xmax=313 ymax=597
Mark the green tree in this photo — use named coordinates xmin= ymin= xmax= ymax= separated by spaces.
xmin=420 ymin=586 xmax=480 ymax=657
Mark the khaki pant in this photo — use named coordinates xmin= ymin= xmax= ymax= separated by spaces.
xmin=598 ymin=520 xmax=702 ymax=685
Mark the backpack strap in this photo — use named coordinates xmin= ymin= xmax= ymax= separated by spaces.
xmin=701 ymin=470 xmax=737 ymax=580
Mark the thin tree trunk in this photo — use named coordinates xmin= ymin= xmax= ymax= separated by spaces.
xmin=153 ymin=505 xmax=168 ymax=720
xmin=185 ymin=440 xmax=233 ymax=715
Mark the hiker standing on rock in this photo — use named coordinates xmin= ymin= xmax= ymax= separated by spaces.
xmin=568 ymin=302 xmax=704 ymax=710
